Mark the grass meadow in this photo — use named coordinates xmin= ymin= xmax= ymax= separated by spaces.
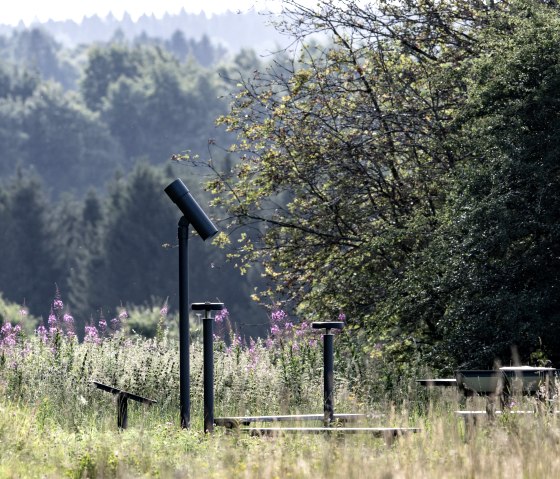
xmin=1 ymin=299 xmax=560 ymax=478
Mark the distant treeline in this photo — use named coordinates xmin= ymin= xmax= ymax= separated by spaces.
xmin=0 ymin=27 xmax=269 ymax=337
xmin=0 ymin=10 xmax=285 ymax=54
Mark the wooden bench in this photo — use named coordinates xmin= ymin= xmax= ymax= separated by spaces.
xmin=242 ymin=427 xmax=421 ymax=445
xmin=417 ymin=378 xmax=457 ymax=388
xmin=93 ymin=381 xmax=156 ymax=429
xmin=214 ymin=413 xmax=369 ymax=429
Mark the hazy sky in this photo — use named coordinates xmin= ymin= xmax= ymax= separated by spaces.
xmin=3 ymin=0 xmax=283 ymax=26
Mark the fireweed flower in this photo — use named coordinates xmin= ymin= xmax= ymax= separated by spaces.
xmin=338 ymin=312 xmax=346 ymax=322
xmin=111 ymin=317 xmax=120 ymax=330
xmin=19 ymin=307 xmax=28 ymax=317
xmin=98 ymin=319 xmax=107 ymax=333
xmin=271 ymin=310 xmax=287 ymax=323
xmin=271 ymin=324 xmax=280 ymax=336
xmin=48 ymin=312 xmax=57 ymax=327
xmin=160 ymin=302 xmax=168 ymax=317
xmin=36 ymin=325 xmax=48 ymax=342
xmin=63 ymin=313 xmax=74 ymax=324
xmin=246 ymin=338 xmax=261 ymax=370
xmin=215 ymin=308 xmax=229 ymax=323
xmin=1 ymin=323 xmax=20 ymax=347
xmin=84 ymin=325 xmax=100 ymax=344
xmin=53 ymin=299 xmax=64 ymax=310
xmin=118 ymin=309 xmax=128 ymax=321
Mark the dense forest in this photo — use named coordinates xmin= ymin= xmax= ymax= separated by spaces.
xmin=0 ymin=20 xmax=269 ymax=338
xmin=2 ymin=0 xmax=560 ymax=373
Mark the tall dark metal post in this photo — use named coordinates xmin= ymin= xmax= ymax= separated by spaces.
xmin=312 ymin=321 xmax=344 ymax=427
xmin=192 ymin=302 xmax=224 ymax=433
xmin=324 ymin=329 xmax=334 ymax=426
xmin=178 ymin=217 xmax=190 ymax=429
xmin=165 ymin=178 xmax=218 ymax=430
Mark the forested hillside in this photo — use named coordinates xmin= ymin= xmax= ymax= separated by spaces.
xmin=0 ymin=25 xmax=268 ymax=337
xmin=0 ymin=10 xmax=285 ymax=54
xmin=2 ymin=0 xmax=560 ymax=373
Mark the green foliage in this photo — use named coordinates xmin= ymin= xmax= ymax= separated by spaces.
xmin=0 ymin=293 xmax=39 ymax=334
xmin=204 ymin=0 xmax=560 ymax=371
xmin=210 ymin=0 xmax=488 ymax=359
xmin=388 ymin=1 xmax=560 ymax=368
xmin=0 ymin=28 xmax=79 ymax=89
xmin=0 ymin=171 xmax=59 ymax=315
xmin=81 ymin=43 xmax=230 ymax=162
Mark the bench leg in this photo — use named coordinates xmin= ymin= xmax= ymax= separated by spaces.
xmin=118 ymin=393 xmax=128 ymax=430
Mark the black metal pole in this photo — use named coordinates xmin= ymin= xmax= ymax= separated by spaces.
xmin=324 ymin=329 xmax=334 ymax=426
xmin=203 ymin=310 xmax=214 ymax=433
xmin=178 ymin=216 xmax=190 ymax=429
xmin=117 ymin=393 xmax=128 ymax=430
xmin=193 ymin=302 xmax=223 ymax=434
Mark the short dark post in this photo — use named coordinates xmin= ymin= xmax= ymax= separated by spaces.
xmin=117 ymin=392 xmax=128 ymax=429
xmin=192 ymin=302 xmax=224 ymax=433
xmin=312 ymin=321 xmax=344 ymax=426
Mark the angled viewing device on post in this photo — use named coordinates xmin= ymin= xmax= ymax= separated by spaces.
xmin=164 ymin=178 xmax=218 ymax=429
xmin=164 ymin=178 xmax=218 ymax=240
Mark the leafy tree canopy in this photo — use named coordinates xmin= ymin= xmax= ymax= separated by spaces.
xmin=206 ymin=0 xmax=560 ymax=369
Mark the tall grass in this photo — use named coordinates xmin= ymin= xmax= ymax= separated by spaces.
xmin=1 ymin=299 xmax=560 ymax=477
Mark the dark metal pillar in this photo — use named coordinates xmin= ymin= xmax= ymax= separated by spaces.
xmin=312 ymin=321 xmax=344 ymax=427
xmin=203 ymin=312 xmax=214 ymax=433
xmin=324 ymin=329 xmax=334 ymax=426
xmin=192 ymin=302 xmax=224 ymax=433
xmin=178 ymin=217 xmax=190 ymax=429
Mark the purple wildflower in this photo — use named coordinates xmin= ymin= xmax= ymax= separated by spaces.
xmin=338 ymin=312 xmax=346 ymax=322
xmin=84 ymin=325 xmax=100 ymax=344
xmin=48 ymin=312 xmax=57 ymax=327
xmin=271 ymin=310 xmax=287 ymax=323
xmin=98 ymin=319 xmax=107 ymax=333
xmin=63 ymin=313 xmax=74 ymax=324
xmin=0 ymin=323 xmax=20 ymax=347
xmin=215 ymin=308 xmax=229 ymax=323
xmin=246 ymin=338 xmax=261 ymax=370
xmin=271 ymin=324 xmax=280 ymax=336
xmin=160 ymin=300 xmax=169 ymax=317
xmin=36 ymin=325 xmax=47 ymax=343
xmin=118 ymin=309 xmax=128 ymax=320
xmin=19 ymin=307 xmax=28 ymax=317
xmin=53 ymin=299 xmax=64 ymax=310
xmin=111 ymin=317 xmax=120 ymax=330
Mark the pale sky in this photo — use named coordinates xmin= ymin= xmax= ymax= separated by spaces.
xmin=2 ymin=0 xmax=284 ymax=26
